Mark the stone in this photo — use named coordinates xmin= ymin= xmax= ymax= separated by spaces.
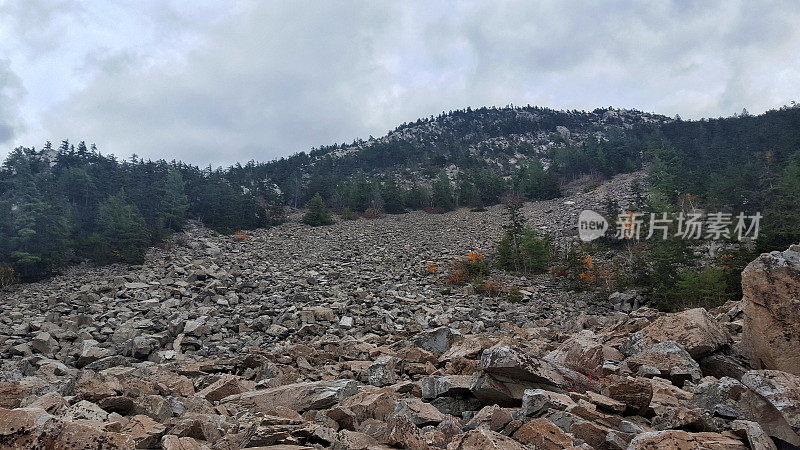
xmin=162 ymin=434 xmax=209 ymax=450
xmin=624 ymin=308 xmax=730 ymax=359
xmin=26 ymin=392 xmax=67 ymax=415
xmin=0 ymin=379 xmax=46 ymax=409
xmin=196 ymin=374 xmax=254 ymax=402
xmin=76 ymin=340 xmax=112 ymax=368
xmin=339 ymin=316 xmax=354 ymax=328
xmin=133 ymin=394 xmax=173 ymax=422
xmin=0 ymin=407 xmax=59 ymax=448
xmin=740 ymin=370 xmax=800 ymax=432
xmin=741 ymin=245 xmax=800 ymax=375
xmin=339 ymin=388 xmax=398 ymax=422
xmin=447 ymin=428 xmax=526 ymax=449
xmin=464 ymin=405 xmax=512 ymax=432
xmin=30 ymin=332 xmax=58 ymax=355
xmin=625 ymin=341 xmax=702 ymax=386
xmin=519 ymin=389 xmax=575 ymax=417
xmin=730 ymin=420 xmax=777 ymax=450
xmin=627 ymin=430 xmax=747 ymax=449
xmin=383 ymin=414 xmax=430 ymax=450
xmin=469 ymin=371 xmax=519 ymax=406
xmin=544 ymin=329 xmax=623 ymax=377
xmin=699 ymin=353 xmax=750 ymax=380
xmin=480 ymin=345 xmax=567 ymax=389
xmin=51 ymin=421 xmax=136 ymax=449
xmin=64 ymin=400 xmax=109 ymax=422
xmin=221 ymin=379 xmax=358 ymax=412
xmin=414 ymin=327 xmax=463 ymax=354
xmin=421 ymin=375 xmax=472 ymax=399
xmin=122 ymin=414 xmax=168 ymax=448
xmin=584 ymin=391 xmax=626 ymax=414
xmin=511 ymin=418 xmax=574 ymax=449
xmin=389 ymin=398 xmax=446 ymax=427
xmin=602 ymin=376 xmax=653 ymax=416
xmin=367 ymin=355 xmax=400 ymax=387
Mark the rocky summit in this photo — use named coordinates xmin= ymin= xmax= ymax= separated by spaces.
xmin=1 ymin=174 xmax=799 ymax=450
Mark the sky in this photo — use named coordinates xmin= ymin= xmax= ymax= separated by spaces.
xmin=1 ymin=1 xmax=799 ymax=167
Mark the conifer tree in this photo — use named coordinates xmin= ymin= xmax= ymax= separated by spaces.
xmin=97 ymin=190 xmax=150 ymax=264
xmin=302 ymin=193 xmax=334 ymax=226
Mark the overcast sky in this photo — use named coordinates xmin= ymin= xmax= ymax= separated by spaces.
xmin=1 ymin=0 xmax=799 ymax=167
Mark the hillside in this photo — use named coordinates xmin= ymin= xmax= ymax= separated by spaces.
xmin=2 ymin=104 xmax=799 ymax=283
xmin=1 ymin=173 xmax=799 ymax=448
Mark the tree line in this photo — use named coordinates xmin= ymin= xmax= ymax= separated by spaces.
xmin=2 ymin=105 xmax=799 ymax=282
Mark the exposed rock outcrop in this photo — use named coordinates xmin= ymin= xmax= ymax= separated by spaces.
xmin=741 ymin=244 xmax=800 ymax=375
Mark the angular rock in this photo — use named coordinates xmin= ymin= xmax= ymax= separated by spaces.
xmin=601 ymin=376 xmax=653 ymax=416
xmin=367 ymin=355 xmax=400 ymax=387
xmin=422 ymin=375 xmax=473 ymax=399
xmin=624 ymin=308 xmax=730 ymax=359
xmin=740 ymin=370 xmax=800 ymax=433
xmin=414 ymin=327 xmax=463 ymax=354
xmin=519 ymin=389 xmax=576 ymax=417
xmin=544 ymin=329 xmax=623 ymax=377
xmin=627 ymin=430 xmax=747 ymax=449
xmin=480 ymin=345 xmax=566 ymax=389
xmin=122 ymin=414 xmax=168 ymax=448
xmin=389 ymin=398 xmax=446 ymax=427
xmin=511 ymin=417 xmax=574 ymax=449
xmin=221 ymin=379 xmax=358 ymax=412
xmin=625 ymin=341 xmax=702 ymax=386
xmin=447 ymin=428 xmax=526 ymax=449
xmin=741 ymin=245 xmax=800 ymax=375
xmin=730 ymin=420 xmax=777 ymax=450
xmin=196 ymin=374 xmax=254 ymax=402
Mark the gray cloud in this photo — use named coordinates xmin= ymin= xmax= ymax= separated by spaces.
xmin=3 ymin=0 xmax=800 ymax=165
xmin=0 ymin=59 xmax=25 ymax=144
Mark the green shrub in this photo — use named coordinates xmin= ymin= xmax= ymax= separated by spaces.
xmin=0 ymin=266 xmax=17 ymax=288
xmin=505 ymin=288 xmax=524 ymax=303
xmin=497 ymin=229 xmax=552 ymax=273
xmin=654 ymin=266 xmax=728 ymax=312
xmin=495 ymin=197 xmax=553 ymax=273
xmin=340 ymin=207 xmax=356 ymax=220
xmin=302 ymin=193 xmax=334 ymax=226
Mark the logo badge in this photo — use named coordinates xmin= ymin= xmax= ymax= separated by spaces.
xmin=578 ymin=210 xmax=608 ymax=242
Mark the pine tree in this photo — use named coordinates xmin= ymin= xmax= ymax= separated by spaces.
xmin=302 ymin=193 xmax=334 ymax=226
xmin=97 ymin=190 xmax=150 ymax=264
xmin=159 ymin=171 xmax=189 ymax=232
xmin=381 ymin=180 xmax=405 ymax=214
xmin=432 ymin=172 xmax=454 ymax=211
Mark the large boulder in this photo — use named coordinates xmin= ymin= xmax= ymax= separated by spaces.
xmin=601 ymin=376 xmax=653 ymax=416
xmin=544 ymin=329 xmax=623 ymax=377
xmin=414 ymin=327 xmax=462 ymax=354
xmin=471 ymin=345 xmax=596 ymax=405
xmin=479 ymin=345 xmax=566 ymax=389
xmin=625 ymin=341 xmax=702 ymax=386
xmin=511 ymin=417 xmax=574 ymax=449
xmin=741 ymin=244 xmax=800 ymax=375
xmin=623 ymin=308 xmax=730 ymax=359
xmin=740 ymin=370 xmax=800 ymax=442
xmin=691 ymin=373 xmax=800 ymax=446
xmin=447 ymin=428 xmax=526 ymax=449
xmin=422 ymin=375 xmax=472 ymax=399
xmin=628 ymin=430 xmax=747 ymax=449
xmin=221 ymin=379 xmax=358 ymax=413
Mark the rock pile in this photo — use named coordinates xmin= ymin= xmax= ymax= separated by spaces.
xmin=0 ymin=174 xmax=798 ymax=449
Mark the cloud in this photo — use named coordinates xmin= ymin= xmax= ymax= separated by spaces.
xmin=0 ymin=59 xmax=25 ymax=144
xmin=3 ymin=0 xmax=799 ymax=165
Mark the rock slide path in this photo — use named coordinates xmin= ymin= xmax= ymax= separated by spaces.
xmin=2 ymin=171 xmax=796 ymax=449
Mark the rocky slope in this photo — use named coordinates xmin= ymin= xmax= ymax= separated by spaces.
xmin=0 ymin=174 xmax=798 ymax=449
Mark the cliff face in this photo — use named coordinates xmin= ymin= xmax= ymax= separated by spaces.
xmin=741 ymin=244 xmax=800 ymax=375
